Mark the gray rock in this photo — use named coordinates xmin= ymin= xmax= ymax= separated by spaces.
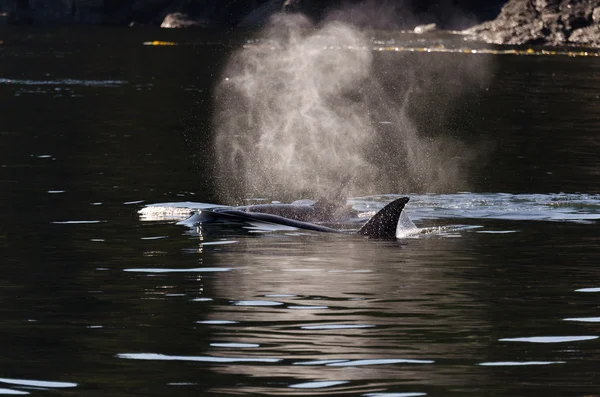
xmin=464 ymin=0 xmax=600 ymax=47
xmin=593 ymin=5 xmax=600 ymax=21
xmin=160 ymin=12 xmax=209 ymax=28
xmin=569 ymin=24 xmax=600 ymax=45
xmin=414 ymin=23 xmax=437 ymax=33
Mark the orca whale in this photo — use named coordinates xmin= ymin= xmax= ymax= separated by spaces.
xmin=182 ymin=197 xmax=410 ymax=239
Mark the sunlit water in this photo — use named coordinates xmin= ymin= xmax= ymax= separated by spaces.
xmin=1 ymin=28 xmax=600 ymax=396
xmin=137 ymin=194 xmax=600 ymax=396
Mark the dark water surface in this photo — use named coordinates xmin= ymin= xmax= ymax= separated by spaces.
xmin=1 ymin=28 xmax=600 ymax=396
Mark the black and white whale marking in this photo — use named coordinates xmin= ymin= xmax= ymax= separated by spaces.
xmin=182 ymin=197 xmax=410 ymax=239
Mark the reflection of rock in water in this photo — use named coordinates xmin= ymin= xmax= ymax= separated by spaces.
xmin=198 ymin=235 xmax=488 ymax=393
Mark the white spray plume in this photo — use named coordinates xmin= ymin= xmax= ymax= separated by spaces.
xmin=214 ymin=13 xmax=482 ymax=204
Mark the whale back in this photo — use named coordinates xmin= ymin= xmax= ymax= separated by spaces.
xmin=193 ymin=197 xmax=410 ymax=239
xmin=205 ymin=209 xmax=344 ymax=233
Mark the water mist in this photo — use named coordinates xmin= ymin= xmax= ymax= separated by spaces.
xmin=214 ymin=13 xmax=478 ymax=204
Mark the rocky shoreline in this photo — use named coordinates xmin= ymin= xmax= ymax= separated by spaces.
xmin=0 ymin=0 xmax=599 ymax=47
xmin=464 ymin=0 xmax=600 ymax=47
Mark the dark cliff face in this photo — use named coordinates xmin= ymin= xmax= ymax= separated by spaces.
xmin=3 ymin=0 xmax=597 ymax=47
xmin=292 ymin=0 xmax=506 ymax=30
xmin=0 ymin=0 xmax=505 ymax=29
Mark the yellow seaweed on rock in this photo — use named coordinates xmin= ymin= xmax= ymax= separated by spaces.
xmin=164 ymin=38 xmax=598 ymax=57
xmin=143 ymin=41 xmax=177 ymax=46
xmin=372 ymin=45 xmax=599 ymax=57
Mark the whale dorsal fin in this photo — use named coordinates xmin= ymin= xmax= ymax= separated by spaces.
xmin=357 ymin=197 xmax=410 ymax=239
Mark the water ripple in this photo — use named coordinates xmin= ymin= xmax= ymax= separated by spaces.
xmin=301 ymin=324 xmax=375 ymax=330
xmin=364 ymin=393 xmax=427 ymax=397
xmin=478 ymin=361 xmax=566 ymax=366
xmin=0 ymin=78 xmax=126 ymax=87
xmin=327 ymin=359 xmax=434 ymax=366
xmin=210 ymin=343 xmax=259 ymax=348
xmin=117 ymin=353 xmax=280 ymax=363
xmin=287 ymin=305 xmax=328 ymax=310
xmin=197 ymin=320 xmax=238 ymax=324
xmin=0 ymin=378 xmax=77 ymax=388
xmin=499 ymin=336 xmax=598 ymax=343
xmin=293 ymin=359 xmax=348 ymax=366
xmin=0 ymin=389 xmax=29 ymax=395
xmin=52 ymin=220 xmax=103 ymax=224
xmin=124 ymin=267 xmax=231 ymax=273
xmin=232 ymin=300 xmax=283 ymax=306
xmin=200 ymin=240 xmax=239 ymax=246
xmin=288 ymin=380 xmax=349 ymax=389
xmin=292 ymin=358 xmax=433 ymax=366
xmin=563 ymin=317 xmax=600 ymax=322
xmin=140 ymin=236 xmax=168 ymax=240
